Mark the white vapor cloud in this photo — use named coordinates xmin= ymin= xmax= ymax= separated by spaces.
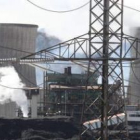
xmin=0 ymin=66 xmax=28 ymax=117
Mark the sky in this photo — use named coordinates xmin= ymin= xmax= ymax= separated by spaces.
xmin=0 ymin=0 xmax=140 ymax=41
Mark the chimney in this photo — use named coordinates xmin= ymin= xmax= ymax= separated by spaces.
xmin=64 ymin=68 xmax=68 ymax=74
xmin=67 ymin=67 xmax=71 ymax=75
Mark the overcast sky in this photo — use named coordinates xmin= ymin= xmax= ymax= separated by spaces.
xmin=0 ymin=0 xmax=140 ymax=41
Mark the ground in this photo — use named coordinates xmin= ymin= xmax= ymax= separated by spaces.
xmin=0 ymin=116 xmax=80 ymax=140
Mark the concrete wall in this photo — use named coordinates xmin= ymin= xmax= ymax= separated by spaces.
xmin=31 ymin=95 xmax=38 ymax=118
xmin=0 ymin=102 xmax=16 ymax=118
xmin=128 ymin=28 xmax=140 ymax=104
xmin=128 ymin=61 xmax=140 ymax=104
xmin=0 ymin=24 xmax=38 ymax=118
xmin=26 ymin=89 xmax=44 ymax=118
xmin=0 ymin=23 xmax=38 ymax=87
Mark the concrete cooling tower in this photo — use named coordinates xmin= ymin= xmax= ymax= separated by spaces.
xmin=0 ymin=23 xmax=38 ymax=87
xmin=128 ymin=28 xmax=140 ymax=104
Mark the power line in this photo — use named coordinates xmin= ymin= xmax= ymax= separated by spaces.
xmin=118 ymin=3 xmax=140 ymax=13
xmin=26 ymin=0 xmax=89 ymax=13
xmin=127 ymin=93 xmax=140 ymax=98
xmin=47 ymin=62 xmax=131 ymax=67
xmin=130 ymin=63 xmax=140 ymax=83
xmin=14 ymin=65 xmax=38 ymax=87
xmin=0 ymin=72 xmax=136 ymax=91
xmin=126 ymin=93 xmax=140 ymax=104
xmin=26 ymin=0 xmax=140 ymax=14
xmin=0 ymin=83 xmax=30 ymax=90
xmin=0 ymin=45 xmax=33 ymax=54
xmin=46 ymin=62 xmax=140 ymax=69
xmin=109 ymin=75 xmax=140 ymax=86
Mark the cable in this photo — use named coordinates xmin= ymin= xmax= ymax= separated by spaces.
xmin=126 ymin=93 xmax=140 ymax=104
xmin=26 ymin=0 xmax=89 ymax=13
xmin=111 ymin=75 xmax=140 ymax=87
xmin=14 ymin=65 xmax=38 ymax=87
xmin=0 ymin=83 xmax=28 ymax=90
xmin=0 ymin=82 xmax=40 ymax=90
xmin=48 ymin=63 xmax=140 ymax=69
xmin=130 ymin=63 xmax=140 ymax=83
xmin=118 ymin=3 xmax=140 ymax=13
xmin=0 ymin=72 xmax=137 ymax=91
xmin=27 ymin=0 xmax=140 ymax=14
xmin=46 ymin=62 xmax=135 ymax=68
xmin=126 ymin=93 xmax=140 ymax=105
xmin=0 ymin=45 xmax=33 ymax=54
xmin=26 ymin=0 xmax=140 ymax=14
xmin=127 ymin=93 xmax=140 ymax=98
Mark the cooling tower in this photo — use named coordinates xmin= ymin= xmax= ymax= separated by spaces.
xmin=0 ymin=23 xmax=38 ymax=87
xmin=128 ymin=28 xmax=140 ymax=104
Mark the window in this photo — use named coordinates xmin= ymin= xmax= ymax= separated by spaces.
xmin=129 ymin=114 xmax=140 ymax=117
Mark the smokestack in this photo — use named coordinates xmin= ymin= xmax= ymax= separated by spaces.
xmin=64 ymin=68 xmax=68 ymax=74
xmin=67 ymin=67 xmax=71 ymax=75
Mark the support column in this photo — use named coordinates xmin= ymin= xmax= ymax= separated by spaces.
xmin=101 ymin=0 xmax=109 ymax=139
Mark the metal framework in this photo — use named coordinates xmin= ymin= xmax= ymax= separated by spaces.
xmin=21 ymin=0 xmax=140 ymax=139
xmin=0 ymin=57 xmax=54 ymax=64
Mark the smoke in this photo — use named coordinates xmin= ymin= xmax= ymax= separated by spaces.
xmin=36 ymin=30 xmax=87 ymax=74
xmin=36 ymin=30 xmax=62 ymax=84
xmin=36 ymin=31 xmax=61 ymax=51
xmin=0 ymin=66 xmax=28 ymax=117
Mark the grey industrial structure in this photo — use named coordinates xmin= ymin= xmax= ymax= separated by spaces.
xmin=43 ymin=67 xmax=99 ymax=122
xmin=0 ymin=23 xmax=37 ymax=86
xmin=128 ymin=28 xmax=140 ymax=105
xmin=40 ymin=67 xmax=123 ymax=124
xmin=0 ymin=23 xmax=38 ymax=118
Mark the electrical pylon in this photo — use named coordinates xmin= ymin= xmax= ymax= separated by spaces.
xmin=82 ymin=0 xmax=128 ymax=139
xmin=22 ymin=0 xmax=140 ymax=139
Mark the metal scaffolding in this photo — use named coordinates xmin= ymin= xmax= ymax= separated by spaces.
xmin=22 ymin=0 xmax=140 ymax=139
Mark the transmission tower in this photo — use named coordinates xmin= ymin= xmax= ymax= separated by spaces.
xmin=22 ymin=0 xmax=140 ymax=139
xmin=82 ymin=0 xmax=128 ymax=139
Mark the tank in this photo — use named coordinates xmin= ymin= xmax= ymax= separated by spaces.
xmin=0 ymin=23 xmax=38 ymax=87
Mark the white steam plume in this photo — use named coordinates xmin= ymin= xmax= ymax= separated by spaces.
xmin=0 ymin=66 xmax=28 ymax=117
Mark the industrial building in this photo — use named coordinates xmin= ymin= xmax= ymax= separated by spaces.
xmin=39 ymin=67 xmax=123 ymax=123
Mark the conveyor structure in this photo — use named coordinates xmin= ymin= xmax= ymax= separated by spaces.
xmin=83 ymin=113 xmax=125 ymax=130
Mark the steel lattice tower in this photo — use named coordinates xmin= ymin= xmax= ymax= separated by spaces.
xmin=82 ymin=0 xmax=129 ymax=139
